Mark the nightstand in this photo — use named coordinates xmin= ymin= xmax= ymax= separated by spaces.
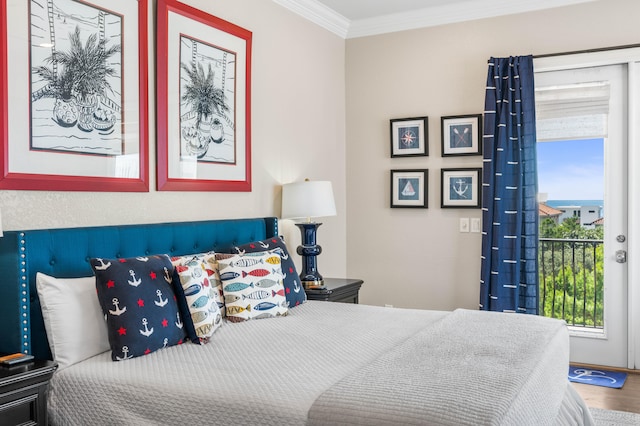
xmin=0 ymin=358 xmax=57 ymax=426
xmin=305 ymin=278 xmax=364 ymax=303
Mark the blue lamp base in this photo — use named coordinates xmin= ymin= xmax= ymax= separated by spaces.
xmin=295 ymin=222 xmax=325 ymax=289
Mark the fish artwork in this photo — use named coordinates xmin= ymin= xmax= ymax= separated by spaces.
xmin=191 ymin=295 xmax=209 ymax=309
xmin=223 ymin=282 xmax=254 ymax=293
xmin=242 ymin=290 xmax=270 ymax=300
xmin=264 ymin=256 xmax=281 ymax=265
xmin=191 ymin=310 xmax=209 ymax=323
xmin=241 ymin=268 xmax=272 ymax=278
xmin=226 ymin=304 xmax=251 ymax=315
xmin=231 ymin=257 xmax=263 ymax=268
xmin=224 ymin=294 xmax=241 ymax=304
xmin=253 ymin=302 xmax=276 ymax=311
xmin=175 ymin=264 xmax=189 ymax=272
xmin=254 ymin=279 xmax=279 ymax=289
xmin=194 ymin=323 xmax=213 ymax=337
xmin=219 ymin=271 xmax=241 ymax=281
xmin=183 ymin=283 xmax=202 ymax=297
xmin=272 ymin=289 xmax=285 ymax=297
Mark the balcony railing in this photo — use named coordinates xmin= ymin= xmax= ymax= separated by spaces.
xmin=539 ymin=238 xmax=604 ymax=329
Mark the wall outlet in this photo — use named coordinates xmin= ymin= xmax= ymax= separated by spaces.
xmin=459 ymin=217 xmax=470 ymax=233
xmin=384 ymin=304 xmax=393 ymax=308
xmin=471 ymin=218 xmax=481 ymax=233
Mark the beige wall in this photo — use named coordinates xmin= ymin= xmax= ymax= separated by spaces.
xmin=0 ymin=0 xmax=347 ymax=277
xmin=346 ymin=0 xmax=640 ymax=310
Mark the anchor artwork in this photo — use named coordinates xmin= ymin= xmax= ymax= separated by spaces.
xmin=30 ymin=0 xmax=124 ymax=156
xmin=441 ymin=168 xmax=481 ymax=208
xmin=449 ymin=177 xmax=472 ymax=200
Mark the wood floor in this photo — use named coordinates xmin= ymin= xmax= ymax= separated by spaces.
xmin=571 ymin=365 xmax=640 ymax=414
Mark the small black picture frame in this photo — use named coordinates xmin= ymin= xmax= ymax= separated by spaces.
xmin=390 ymin=117 xmax=428 ymax=157
xmin=441 ymin=114 xmax=482 ymax=156
xmin=441 ymin=168 xmax=482 ymax=208
xmin=390 ymin=169 xmax=428 ymax=208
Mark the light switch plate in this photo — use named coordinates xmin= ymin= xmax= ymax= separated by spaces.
xmin=471 ymin=218 xmax=481 ymax=233
xmin=459 ymin=218 xmax=470 ymax=233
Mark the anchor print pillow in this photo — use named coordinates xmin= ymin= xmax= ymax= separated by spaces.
xmin=91 ymin=254 xmax=186 ymax=361
xmin=215 ymin=251 xmax=288 ymax=322
xmin=232 ymin=237 xmax=306 ymax=308
xmin=171 ymin=255 xmax=223 ymax=344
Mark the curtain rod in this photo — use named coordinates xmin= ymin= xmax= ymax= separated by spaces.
xmin=533 ymin=43 xmax=640 ymax=59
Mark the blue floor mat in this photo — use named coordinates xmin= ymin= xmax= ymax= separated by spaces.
xmin=568 ymin=365 xmax=628 ymax=389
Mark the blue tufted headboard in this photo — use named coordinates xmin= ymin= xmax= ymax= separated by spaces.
xmin=0 ymin=217 xmax=278 ymax=360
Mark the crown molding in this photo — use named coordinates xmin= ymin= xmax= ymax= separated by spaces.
xmin=272 ymin=0 xmax=350 ymax=38
xmin=273 ymin=0 xmax=597 ymax=40
xmin=347 ymin=0 xmax=597 ymax=38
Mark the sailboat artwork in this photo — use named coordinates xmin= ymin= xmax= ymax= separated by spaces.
xmin=399 ymin=178 xmax=419 ymax=200
xmin=401 ymin=180 xmax=416 ymax=197
xmin=30 ymin=0 xmax=124 ymax=156
xmin=179 ymin=36 xmax=236 ymax=164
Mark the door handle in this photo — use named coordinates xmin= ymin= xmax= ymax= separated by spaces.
xmin=615 ymin=250 xmax=627 ymax=263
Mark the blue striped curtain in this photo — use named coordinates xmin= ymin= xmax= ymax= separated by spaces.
xmin=479 ymin=56 xmax=539 ymax=314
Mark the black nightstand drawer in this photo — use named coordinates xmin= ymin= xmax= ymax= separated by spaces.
xmin=0 ymin=384 xmax=41 ymax=426
xmin=305 ymin=278 xmax=363 ymax=303
xmin=0 ymin=359 xmax=57 ymax=426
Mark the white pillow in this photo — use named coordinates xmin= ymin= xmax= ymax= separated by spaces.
xmin=36 ymin=272 xmax=110 ymax=370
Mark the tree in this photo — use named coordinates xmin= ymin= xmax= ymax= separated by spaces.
xmin=180 ymin=62 xmax=228 ymax=128
xmin=539 ymin=217 xmax=604 ymax=327
xmin=34 ymin=26 xmax=121 ymax=103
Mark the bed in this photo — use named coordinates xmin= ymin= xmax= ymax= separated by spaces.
xmin=0 ymin=217 xmax=594 ymax=425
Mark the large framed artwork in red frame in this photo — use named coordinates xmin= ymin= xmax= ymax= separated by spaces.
xmin=156 ymin=0 xmax=252 ymax=191
xmin=0 ymin=0 xmax=149 ymax=191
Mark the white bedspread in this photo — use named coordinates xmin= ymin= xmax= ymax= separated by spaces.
xmin=47 ymin=302 xmax=592 ymax=425
xmin=308 ymin=309 xmax=578 ymax=425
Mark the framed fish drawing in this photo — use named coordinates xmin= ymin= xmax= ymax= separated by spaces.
xmin=441 ymin=114 xmax=482 ymax=156
xmin=390 ymin=169 xmax=428 ymax=208
xmin=0 ymin=0 xmax=149 ymax=191
xmin=156 ymin=0 xmax=252 ymax=191
xmin=441 ymin=168 xmax=482 ymax=208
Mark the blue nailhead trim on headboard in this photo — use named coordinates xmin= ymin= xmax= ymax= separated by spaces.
xmin=19 ymin=233 xmax=30 ymax=354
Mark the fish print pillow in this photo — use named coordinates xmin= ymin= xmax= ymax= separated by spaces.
xmin=215 ymin=251 xmax=288 ymax=322
xmin=171 ymin=255 xmax=223 ymax=344
xmin=91 ymin=255 xmax=186 ymax=361
xmin=232 ymin=237 xmax=306 ymax=308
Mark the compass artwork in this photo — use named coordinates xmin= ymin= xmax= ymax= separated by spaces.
xmin=30 ymin=0 xmax=124 ymax=156
xmin=441 ymin=168 xmax=482 ymax=208
xmin=390 ymin=116 xmax=428 ymax=157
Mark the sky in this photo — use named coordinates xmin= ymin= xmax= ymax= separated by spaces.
xmin=537 ymin=138 xmax=604 ymax=201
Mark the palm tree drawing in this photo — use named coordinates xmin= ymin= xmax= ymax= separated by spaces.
xmin=33 ymin=26 xmax=121 ymax=132
xmin=180 ymin=62 xmax=229 ymax=158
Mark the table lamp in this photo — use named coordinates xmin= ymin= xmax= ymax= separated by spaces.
xmin=281 ymin=179 xmax=336 ymax=289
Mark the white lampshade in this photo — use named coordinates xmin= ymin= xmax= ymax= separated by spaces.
xmin=281 ymin=180 xmax=337 ymax=221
